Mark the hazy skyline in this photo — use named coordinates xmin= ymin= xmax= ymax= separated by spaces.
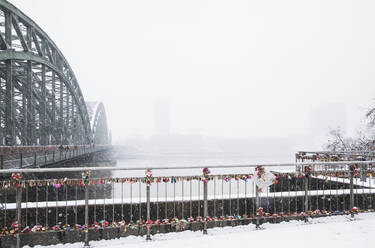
xmin=10 ymin=0 xmax=375 ymax=141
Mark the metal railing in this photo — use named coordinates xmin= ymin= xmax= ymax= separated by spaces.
xmin=296 ymin=151 xmax=375 ymax=162
xmin=0 ymin=161 xmax=375 ymax=247
xmin=0 ymin=146 xmax=110 ymax=169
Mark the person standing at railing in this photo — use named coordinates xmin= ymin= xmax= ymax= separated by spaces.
xmin=254 ymin=166 xmax=277 ymax=193
xmin=64 ymin=146 xmax=70 ymax=157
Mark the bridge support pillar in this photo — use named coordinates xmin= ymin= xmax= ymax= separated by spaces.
xmin=51 ymin=72 xmax=57 ymax=144
xmin=40 ymin=64 xmax=47 ymax=145
xmin=5 ymin=59 xmax=14 ymax=146
xmin=26 ymin=61 xmax=34 ymax=145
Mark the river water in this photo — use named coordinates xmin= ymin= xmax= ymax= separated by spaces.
xmin=110 ymin=154 xmax=295 ymax=201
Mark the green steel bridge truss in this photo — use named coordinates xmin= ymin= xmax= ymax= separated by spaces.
xmin=0 ymin=0 xmax=109 ymax=146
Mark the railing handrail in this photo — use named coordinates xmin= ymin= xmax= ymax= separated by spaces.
xmin=0 ymin=146 xmax=111 ymax=170
xmin=2 ymin=147 xmax=105 ymax=161
xmin=297 ymin=150 xmax=375 ymax=156
xmin=0 ymin=160 xmax=374 ymax=174
xmin=1 ymin=158 xmax=372 ymax=246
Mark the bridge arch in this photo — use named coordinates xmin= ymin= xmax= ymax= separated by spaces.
xmin=0 ymin=0 xmax=101 ymax=146
xmin=86 ymin=102 xmax=109 ymax=145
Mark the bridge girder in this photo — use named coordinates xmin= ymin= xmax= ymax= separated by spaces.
xmin=0 ymin=0 xmax=106 ymax=146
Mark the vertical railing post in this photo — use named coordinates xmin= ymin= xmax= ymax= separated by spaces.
xmin=0 ymin=155 xmax=3 ymax=169
xmin=350 ymin=168 xmax=354 ymax=218
xmin=34 ymin=152 xmax=37 ymax=167
xmin=303 ymin=165 xmax=312 ymax=223
xmin=19 ymin=153 xmax=22 ymax=168
xmin=304 ymin=175 xmax=309 ymax=223
xmin=84 ymin=179 xmax=90 ymax=247
xmin=53 ymin=151 xmax=55 ymax=162
xmin=44 ymin=151 xmax=47 ymax=165
xmin=203 ymin=168 xmax=209 ymax=235
xmin=255 ymin=185 xmax=260 ymax=229
xmin=145 ymin=169 xmax=152 ymax=241
xmin=146 ymin=181 xmax=151 ymax=240
xmin=16 ymin=183 xmax=22 ymax=248
xmin=203 ymin=179 xmax=208 ymax=234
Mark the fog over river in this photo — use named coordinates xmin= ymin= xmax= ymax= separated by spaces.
xmin=109 ymin=155 xmax=295 ymax=200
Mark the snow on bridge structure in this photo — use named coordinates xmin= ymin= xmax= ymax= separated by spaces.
xmin=0 ymin=0 xmax=111 ymax=168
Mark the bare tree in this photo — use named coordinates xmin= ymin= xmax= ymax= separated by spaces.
xmin=325 ymin=123 xmax=375 ymax=153
xmin=366 ymin=103 xmax=375 ymax=128
xmin=325 ymin=127 xmax=355 ymax=152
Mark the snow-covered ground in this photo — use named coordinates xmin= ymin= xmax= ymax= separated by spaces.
xmin=29 ymin=213 xmax=375 ymax=248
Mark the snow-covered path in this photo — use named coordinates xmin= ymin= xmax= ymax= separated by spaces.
xmin=30 ymin=213 xmax=375 ymax=248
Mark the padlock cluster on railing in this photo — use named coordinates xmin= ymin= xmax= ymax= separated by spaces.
xmin=0 ymin=161 xmax=374 ymax=247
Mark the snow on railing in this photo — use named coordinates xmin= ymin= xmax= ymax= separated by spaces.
xmin=0 ymin=161 xmax=374 ymax=247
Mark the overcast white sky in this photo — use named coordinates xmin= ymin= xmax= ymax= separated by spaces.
xmin=10 ymin=0 xmax=375 ymax=139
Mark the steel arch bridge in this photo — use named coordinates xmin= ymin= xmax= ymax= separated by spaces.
xmin=86 ymin=102 xmax=109 ymax=145
xmin=0 ymin=0 xmax=109 ymax=146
